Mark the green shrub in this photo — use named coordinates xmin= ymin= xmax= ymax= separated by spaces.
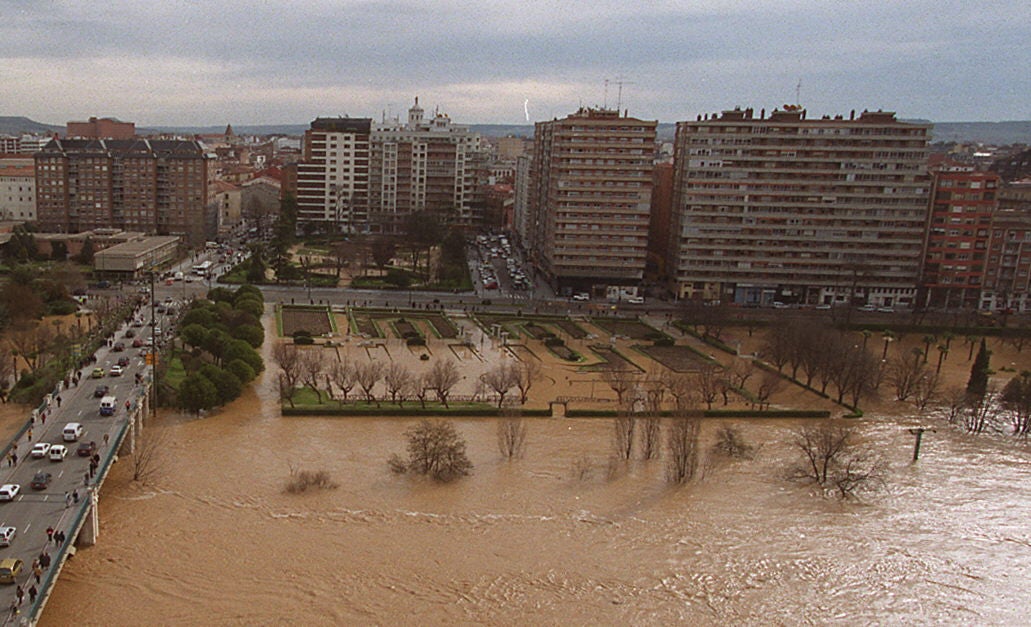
xmin=544 ymin=337 xmax=565 ymax=347
xmin=294 ymin=335 xmax=314 ymax=345
xmin=407 ymin=337 xmax=426 ymax=346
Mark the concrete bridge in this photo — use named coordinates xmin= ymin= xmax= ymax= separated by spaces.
xmin=0 ymin=329 xmax=160 ymax=625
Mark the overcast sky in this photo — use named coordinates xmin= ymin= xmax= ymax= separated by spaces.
xmin=2 ymin=0 xmax=1028 ymax=127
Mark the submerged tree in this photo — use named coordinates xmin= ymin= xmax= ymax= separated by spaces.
xmin=666 ymin=414 xmax=701 ymax=484
xmin=389 ymin=419 xmax=472 ymax=482
xmin=790 ymin=424 xmax=884 ymax=499
xmin=966 ymin=338 xmax=991 ymax=400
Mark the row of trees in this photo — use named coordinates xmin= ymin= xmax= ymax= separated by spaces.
xmin=273 ymin=347 xmax=468 ymax=410
xmin=174 ymin=285 xmax=265 ymax=412
xmin=3 ymin=224 xmax=95 ymax=265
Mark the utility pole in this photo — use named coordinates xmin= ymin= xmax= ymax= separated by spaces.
xmin=908 ymin=427 xmax=934 ymax=462
xmin=150 ymin=271 xmax=158 ymax=416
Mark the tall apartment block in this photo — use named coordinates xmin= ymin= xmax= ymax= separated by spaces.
xmin=369 ymin=99 xmax=482 ymax=232
xmin=670 ymin=107 xmax=931 ymax=308
xmin=296 ymin=117 xmax=372 ymax=233
xmin=982 ymin=209 xmax=1031 ymax=312
xmin=921 ymin=164 xmax=999 ymax=310
xmin=35 ymin=138 xmax=211 ymax=246
xmin=528 ymin=107 xmax=656 ymax=296
xmin=66 ymin=116 xmax=135 ymax=140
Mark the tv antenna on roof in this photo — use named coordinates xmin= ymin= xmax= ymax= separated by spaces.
xmin=602 ymin=76 xmax=635 ymax=111
xmin=795 ymin=78 xmax=802 ymax=106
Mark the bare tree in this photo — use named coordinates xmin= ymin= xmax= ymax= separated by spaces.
xmin=726 ymin=360 xmax=756 ymax=392
xmin=272 ymin=343 xmax=303 ymax=406
xmin=131 ymin=427 xmax=170 ymax=484
xmin=936 ymin=386 xmax=969 ymax=425
xmin=328 ymin=359 xmax=356 ymax=405
xmin=513 ymin=360 xmax=542 ymax=405
xmin=613 ymin=409 xmax=636 ymax=460
xmin=789 ymin=424 xmax=885 ymax=499
xmin=354 ymin=361 xmax=385 ymax=407
xmin=886 ymin=348 xmax=928 ymax=402
xmin=480 ymin=362 xmax=518 ymax=408
xmin=911 ymin=370 xmax=942 ymax=413
xmin=639 ymin=372 xmax=665 ymax=460
xmin=389 ymin=419 xmax=472 ymax=482
xmin=753 ymin=371 xmax=784 ymax=410
xmin=0 ymin=347 xmax=14 ymax=402
xmin=1001 ymin=371 xmax=1031 ymax=436
xmin=963 ymin=388 xmax=1002 ymax=434
xmin=710 ymin=425 xmax=756 ymax=460
xmin=497 ymin=410 xmax=528 ymax=459
xmin=694 ymin=363 xmax=722 ymax=410
xmin=298 ymin=349 xmax=326 ymax=403
xmin=383 ymin=363 xmax=413 ymax=406
xmin=666 ymin=414 xmax=701 ymax=483
xmin=426 ymin=359 xmax=460 ymax=408
xmin=663 ymin=372 xmax=695 ymax=410
xmin=413 ymin=373 xmax=432 ymax=409
xmin=602 ymin=367 xmax=637 ymax=406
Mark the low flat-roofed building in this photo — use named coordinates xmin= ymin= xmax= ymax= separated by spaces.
xmin=93 ymin=235 xmax=181 ymax=277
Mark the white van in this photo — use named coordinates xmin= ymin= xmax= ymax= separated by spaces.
xmin=99 ymin=395 xmax=117 ymax=416
xmin=62 ymin=423 xmax=84 ymax=442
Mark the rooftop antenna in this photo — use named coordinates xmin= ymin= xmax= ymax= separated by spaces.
xmin=614 ymin=75 xmax=635 ymax=112
xmin=603 ymin=79 xmax=609 ymax=109
xmin=795 ymin=78 xmax=802 ymax=106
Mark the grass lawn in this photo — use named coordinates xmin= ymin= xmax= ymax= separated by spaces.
xmin=162 ymin=356 xmax=187 ymax=391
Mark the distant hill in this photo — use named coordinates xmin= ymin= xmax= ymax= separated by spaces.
xmin=0 ymin=116 xmax=62 ymax=135
xmin=931 ymin=121 xmax=1031 ymax=145
xmin=7 ymin=115 xmax=1031 ymax=145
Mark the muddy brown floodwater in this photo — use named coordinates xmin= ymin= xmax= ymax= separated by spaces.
xmin=35 ymin=368 xmax=1031 ymax=626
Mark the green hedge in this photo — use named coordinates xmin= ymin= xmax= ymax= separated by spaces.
xmin=282 ymin=405 xmax=552 ymax=417
xmin=564 ymin=408 xmax=830 ymax=418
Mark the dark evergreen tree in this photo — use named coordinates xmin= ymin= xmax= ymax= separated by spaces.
xmin=966 ymin=338 xmax=991 ymax=399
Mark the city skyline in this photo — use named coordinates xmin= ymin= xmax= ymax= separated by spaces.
xmin=1 ymin=1 xmax=1029 ymax=127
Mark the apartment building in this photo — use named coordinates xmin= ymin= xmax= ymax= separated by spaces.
xmin=66 ymin=116 xmax=135 ymax=140
xmin=921 ymin=164 xmax=999 ymax=309
xmin=0 ymin=155 xmax=35 ymax=221
xmin=982 ymin=210 xmax=1031 ymax=312
xmin=35 ymin=138 xmax=212 ymax=247
xmin=295 ymin=117 xmax=371 ymax=233
xmin=527 ymin=107 xmax=656 ymax=296
xmin=670 ymin=107 xmax=931 ymax=308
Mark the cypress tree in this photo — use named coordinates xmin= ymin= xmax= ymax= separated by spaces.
xmin=966 ymin=338 xmax=990 ymax=399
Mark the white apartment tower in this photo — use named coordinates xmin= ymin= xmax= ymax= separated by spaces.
xmin=296 ymin=117 xmax=372 ymax=233
xmin=368 ymin=98 xmax=482 ymax=232
xmin=670 ymin=107 xmax=931 ymax=308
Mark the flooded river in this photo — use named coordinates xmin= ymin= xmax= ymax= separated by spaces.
xmin=37 ymin=370 xmax=1031 ymax=626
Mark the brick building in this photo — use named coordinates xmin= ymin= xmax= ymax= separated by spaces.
xmin=66 ymin=117 xmax=135 ymax=140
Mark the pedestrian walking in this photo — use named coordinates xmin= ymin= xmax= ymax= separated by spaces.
xmin=32 ymin=563 xmax=40 ymax=585
xmin=27 ymin=428 xmax=32 ymax=441
xmin=9 ymin=599 xmax=18 ymax=617
xmin=103 ymin=433 xmax=110 ymax=447
xmin=64 ymin=492 xmax=71 ymax=508
xmin=39 ymin=551 xmax=50 ymax=569
xmin=72 ymin=490 xmax=79 ymax=504
xmin=11 ymin=452 xmax=17 ymax=465
xmin=15 ymin=585 xmax=23 ymax=605
xmin=41 ymin=411 xmax=46 ymax=425
xmin=28 ymin=585 xmax=36 ymax=604
xmin=45 ymin=527 xmax=53 ymax=543
xmin=55 ymin=531 xmax=64 ymax=546
xmin=83 ymin=471 xmax=90 ymax=486
xmin=56 ymin=395 xmax=61 ymax=407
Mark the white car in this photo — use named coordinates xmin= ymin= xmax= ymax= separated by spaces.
xmin=0 ymin=526 xmax=15 ymax=547
xmin=109 ymin=365 xmax=124 ymax=377
xmin=48 ymin=444 xmax=68 ymax=462
xmin=626 ymin=296 xmax=645 ymax=304
xmin=572 ymin=293 xmax=590 ymax=301
xmin=30 ymin=442 xmax=52 ymax=458
xmin=0 ymin=485 xmax=19 ymax=502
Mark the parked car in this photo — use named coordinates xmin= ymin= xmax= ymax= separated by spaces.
xmin=0 ymin=558 xmax=22 ymax=583
xmin=93 ymin=384 xmax=110 ymax=398
xmin=0 ymin=526 xmax=15 ymax=547
xmin=77 ymin=441 xmax=98 ymax=458
xmin=0 ymin=485 xmax=19 ymax=502
xmin=30 ymin=442 xmax=52 ymax=459
xmin=30 ymin=471 xmax=52 ymax=490
xmin=48 ymin=444 xmax=68 ymax=462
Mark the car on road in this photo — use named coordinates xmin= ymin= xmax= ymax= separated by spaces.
xmin=109 ymin=365 xmax=124 ymax=377
xmin=124 ymin=329 xmax=135 ymax=338
xmin=815 ymin=303 xmax=832 ymax=310
xmin=93 ymin=384 xmax=110 ymax=398
xmin=0 ymin=485 xmax=19 ymax=502
xmin=48 ymin=444 xmax=68 ymax=462
xmin=0 ymin=558 xmax=22 ymax=583
xmin=572 ymin=292 xmax=590 ymax=301
xmin=91 ymin=367 xmax=106 ymax=378
xmin=30 ymin=471 xmax=52 ymax=490
xmin=30 ymin=442 xmax=52 ymax=458
xmin=858 ymin=304 xmax=877 ymax=312
xmin=63 ymin=423 xmax=84 ymax=442
xmin=0 ymin=526 xmax=15 ymax=547
xmin=117 ymin=356 xmax=131 ymax=367
xmin=626 ymin=296 xmax=645 ymax=304
xmin=876 ymin=306 xmax=895 ymax=313
xmin=112 ymin=342 xmax=125 ymax=352
xmin=132 ymin=319 xmax=145 ymax=327
xmin=77 ymin=441 xmax=98 ymax=458
xmin=132 ymin=338 xmax=144 ymax=348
